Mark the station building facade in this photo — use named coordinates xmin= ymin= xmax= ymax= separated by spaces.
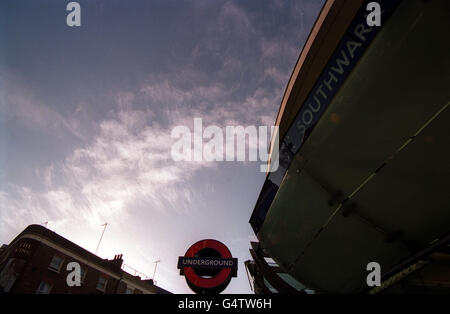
xmin=247 ymin=0 xmax=450 ymax=294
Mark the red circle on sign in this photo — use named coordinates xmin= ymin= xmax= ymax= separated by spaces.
xmin=183 ymin=239 xmax=232 ymax=289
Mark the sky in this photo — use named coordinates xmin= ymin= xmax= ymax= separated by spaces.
xmin=0 ymin=0 xmax=324 ymax=293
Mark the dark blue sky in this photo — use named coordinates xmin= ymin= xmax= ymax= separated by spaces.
xmin=0 ymin=0 xmax=324 ymax=293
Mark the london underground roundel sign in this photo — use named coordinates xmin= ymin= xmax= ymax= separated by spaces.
xmin=177 ymin=239 xmax=238 ymax=294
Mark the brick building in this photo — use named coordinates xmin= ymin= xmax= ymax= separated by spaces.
xmin=0 ymin=224 xmax=170 ymax=294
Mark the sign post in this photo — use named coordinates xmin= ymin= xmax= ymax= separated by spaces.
xmin=178 ymin=239 xmax=238 ymax=294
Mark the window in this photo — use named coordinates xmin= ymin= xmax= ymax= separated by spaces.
xmin=80 ymin=266 xmax=88 ymax=283
xmin=0 ymin=258 xmax=24 ymax=293
xmin=125 ymin=287 xmax=134 ymax=294
xmin=35 ymin=281 xmax=52 ymax=294
xmin=48 ymin=254 xmax=64 ymax=273
xmin=96 ymin=276 xmax=107 ymax=292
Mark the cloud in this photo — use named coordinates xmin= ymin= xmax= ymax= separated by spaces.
xmin=0 ymin=66 xmax=281 ymax=236
xmin=4 ymin=59 xmax=286 ymax=231
xmin=0 ymin=106 xmax=201 ymax=233
xmin=0 ymin=70 xmax=84 ymax=139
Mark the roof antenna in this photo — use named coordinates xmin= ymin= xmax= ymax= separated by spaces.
xmin=152 ymin=259 xmax=160 ymax=284
xmin=95 ymin=222 xmax=108 ymax=255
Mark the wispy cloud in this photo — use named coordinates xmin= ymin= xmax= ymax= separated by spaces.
xmin=0 ymin=71 xmax=84 ymax=139
xmin=1 ymin=105 xmax=211 ymax=231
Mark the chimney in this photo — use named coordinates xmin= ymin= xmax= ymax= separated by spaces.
xmin=144 ymin=279 xmax=154 ymax=285
xmin=110 ymin=254 xmax=123 ymax=268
